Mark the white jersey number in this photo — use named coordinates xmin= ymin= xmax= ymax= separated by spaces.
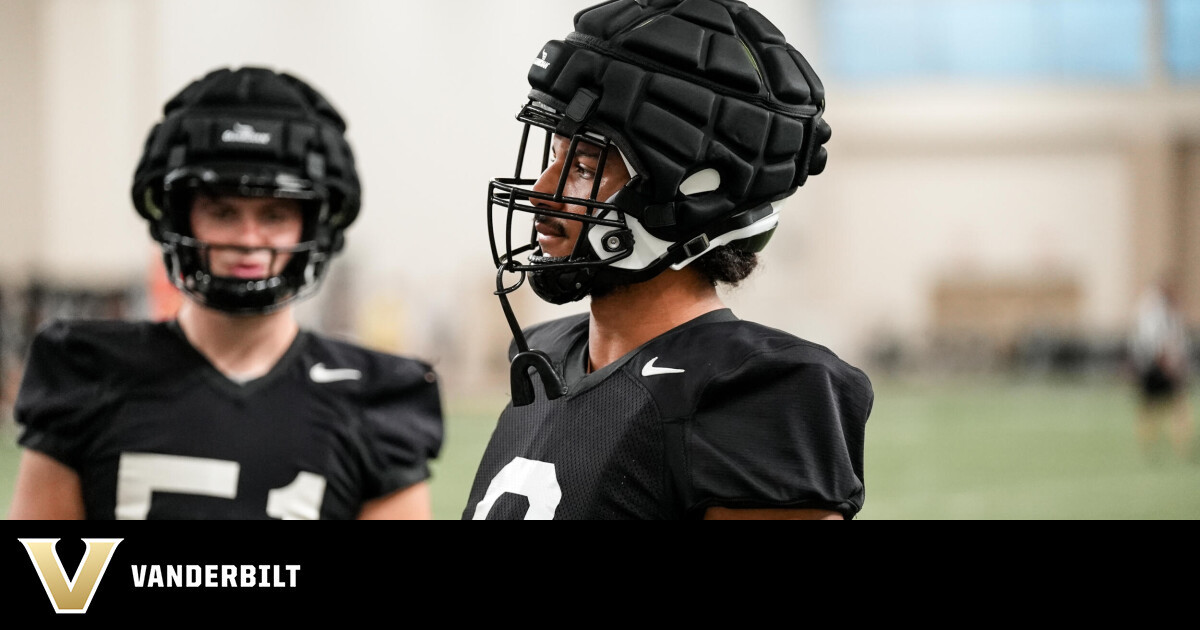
xmin=115 ymin=453 xmax=326 ymax=520
xmin=472 ymin=457 xmax=562 ymax=520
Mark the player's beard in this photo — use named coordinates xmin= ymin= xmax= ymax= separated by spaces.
xmin=588 ymin=274 xmax=639 ymax=300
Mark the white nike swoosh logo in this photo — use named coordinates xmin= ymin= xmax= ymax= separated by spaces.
xmin=642 ymin=357 xmax=685 ymax=377
xmin=309 ymin=363 xmax=363 ymax=383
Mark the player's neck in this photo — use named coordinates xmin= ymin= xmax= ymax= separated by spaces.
xmin=176 ymin=301 xmax=300 ymax=381
xmin=587 ymin=268 xmax=724 ymax=372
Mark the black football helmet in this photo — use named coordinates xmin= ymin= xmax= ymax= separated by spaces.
xmin=488 ymin=0 xmax=832 ymax=404
xmin=132 ymin=66 xmax=361 ymax=315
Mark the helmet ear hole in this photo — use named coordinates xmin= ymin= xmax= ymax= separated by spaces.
xmin=679 ymin=168 xmax=721 ymax=196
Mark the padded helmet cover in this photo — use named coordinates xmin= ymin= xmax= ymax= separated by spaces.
xmin=528 ymin=0 xmax=831 ymax=244
xmin=132 ymin=66 xmax=361 ymax=241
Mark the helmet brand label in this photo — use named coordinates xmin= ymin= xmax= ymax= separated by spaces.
xmin=221 ymin=122 xmax=272 ymax=145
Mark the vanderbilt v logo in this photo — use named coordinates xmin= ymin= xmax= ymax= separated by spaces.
xmin=19 ymin=538 xmax=123 ymax=614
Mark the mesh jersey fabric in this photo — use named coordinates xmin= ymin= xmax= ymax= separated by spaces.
xmin=14 ymin=319 xmax=443 ymax=520
xmin=464 ymin=309 xmax=872 ymax=520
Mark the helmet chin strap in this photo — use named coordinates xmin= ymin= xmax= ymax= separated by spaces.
xmin=494 ymin=266 xmax=568 ymax=406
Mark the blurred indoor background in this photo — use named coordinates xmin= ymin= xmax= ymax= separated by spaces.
xmin=2 ymin=0 xmax=1198 ymax=519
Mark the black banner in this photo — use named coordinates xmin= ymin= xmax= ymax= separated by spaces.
xmin=3 ymin=521 xmax=466 ymax=620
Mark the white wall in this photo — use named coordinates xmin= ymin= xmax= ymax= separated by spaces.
xmin=37 ymin=0 xmax=160 ymax=287
xmin=0 ymin=0 xmax=43 ymax=280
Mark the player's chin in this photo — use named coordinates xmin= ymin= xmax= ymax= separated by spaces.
xmin=536 ymin=235 xmax=575 ymax=259
xmin=214 ymin=263 xmax=271 ymax=279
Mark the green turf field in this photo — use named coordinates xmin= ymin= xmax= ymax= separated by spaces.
xmin=856 ymin=376 xmax=1200 ymax=519
xmin=4 ymin=376 xmax=1199 ymax=520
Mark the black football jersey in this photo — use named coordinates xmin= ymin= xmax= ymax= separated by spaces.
xmin=14 ymin=319 xmax=443 ymax=520
xmin=463 ymin=309 xmax=872 ymax=520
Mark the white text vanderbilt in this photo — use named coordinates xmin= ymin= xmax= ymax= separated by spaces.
xmin=131 ymin=564 xmax=301 ymax=588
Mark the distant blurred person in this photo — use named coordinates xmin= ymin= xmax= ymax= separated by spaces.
xmin=1130 ymin=275 xmax=1194 ymax=461
xmin=8 ymin=67 xmax=443 ymax=520
xmin=466 ymin=0 xmax=872 ymax=520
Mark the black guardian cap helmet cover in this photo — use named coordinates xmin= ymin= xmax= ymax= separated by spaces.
xmin=132 ymin=66 xmax=361 ymax=315
xmin=489 ymin=0 xmax=832 ymax=404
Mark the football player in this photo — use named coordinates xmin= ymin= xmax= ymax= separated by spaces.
xmin=466 ymin=0 xmax=872 ymax=520
xmin=1130 ymin=275 xmax=1195 ymax=460
xmin=8 ymin=67 xmax=443 ymax=520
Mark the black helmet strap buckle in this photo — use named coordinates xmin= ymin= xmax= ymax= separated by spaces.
xmin=554 ymin=88 xmax=600 ymax=139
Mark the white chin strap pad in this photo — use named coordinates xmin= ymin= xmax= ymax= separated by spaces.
xmin=589 ymin=200 xmax=784 ymax=273
xmin=589 ymin=208 xmax=674 ymax=270
xmin=587 ymin=145 xmax=781 ymax=273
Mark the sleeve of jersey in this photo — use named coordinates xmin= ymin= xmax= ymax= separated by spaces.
xmin=13 ymin=322 xmax=109 ymax=470
xmin=682 ymin=355 xmax=872 ymax=518
xmin=358 ymin=361 xmax=445 ymax=498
